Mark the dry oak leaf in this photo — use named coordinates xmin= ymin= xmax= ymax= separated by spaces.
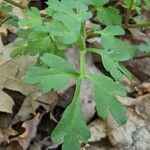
xmin=0 ymin=90 xmax=14 ymax=113
xmin=0 ymin=55 xmax=36 ymax=113
xmin=13 ymin=91 xmax=58 ymax=123
xmin=88 ymin=119 xmax=107 ymax=142
xmin=0 ymin=128 xmax=17 ymax=143
xmin=0 ymin=55 xmax=37 ymax=95
xmin=10 ymin=113 xmax=42 ymax=150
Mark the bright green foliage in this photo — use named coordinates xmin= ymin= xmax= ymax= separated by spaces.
xmin=35 ymin=20 xmax=81 ymax=45
xmin=0 ymin=2 xmax=12 ymax=12
xmin=22 ymin=54 xmax=78 ymax=93
xmin=124 ymin=0 xmax=141 ymax=13
xmin=5 ymin=16 xmax=19 ymax=27
xmin=6 ymin=0 xmax=142 ymax=149
xmin=88 ymin=26 xmax=135 ymax=80
xmin=90 ymin=74 xmax=127 ymax=124
xmin=46 ymin=0 xmax=92 ymax=22
xmin=92 ymin=0 xmax=109 ymax=7
xmin=138 ymin=38 xmax=150 ymax=53
xmin=0 ymin=2 xmax=18 ymax=27
xmin=51 ymin=77 xmax=90 ymax=150
xmin=11 ymin=31 xmax=52 ymax=57
xmin=97 ymin=7 xmax=122 ymax=25
xmin=92 ymin=0 xmax=122 ymax=25
xmin=89 ymin=49 xmax=132 ymax=80
xmin=99 ymin=25 xmax=137 ymax=60
xmin=18 ymin=7 xmax=42 ymax=28
xmin=44 ymin=0 xmax=92 ymax=44
xmin=100 ymin=51 xmax=132 ymax=80
xmin=143 ymin=0 xmax=150 ymax=10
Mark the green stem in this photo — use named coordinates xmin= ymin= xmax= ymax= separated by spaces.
xmin=125 ymin=0 xmax=134 ymax=27
xmin=80 ymin=51 xmax=86 ymax=75
xmin=79 ymin=24 xmax=86 ymax=75
xmin=4 ymin=0 xmax=26 ymax=9
xmin=126 ymin=22 xmax=150 ymax=28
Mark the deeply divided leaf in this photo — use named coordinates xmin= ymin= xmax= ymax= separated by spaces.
xmin=89 ymin=49 xmax=132 ymax=80
xmin=22 ymin=54 xmax=79 ymax=93
xmin=92 ymin=0 xmax=122 ymax=25
xmin=89 ymin=74 xmax=127 ymax=124
xmin=44 ymin=0 xmax=92 ymax=44
xmin=51 ymin=77 xmax=90 ymax=150
xmin=11 ymin=31 xmax=52 ymax=57
xmin=18 ymin=7 xmax=42 ymax=28
xmin=99 ymin=25 xmax=137 ymax=60
xmin=97 ymin=7 xmax=122 ymax=25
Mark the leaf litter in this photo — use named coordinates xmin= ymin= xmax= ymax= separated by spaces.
xmin=0 ymin=0 xmax=150 ymax=150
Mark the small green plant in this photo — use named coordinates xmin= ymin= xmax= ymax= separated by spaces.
xmin=1 ymin=0 xmax=150 ymax=149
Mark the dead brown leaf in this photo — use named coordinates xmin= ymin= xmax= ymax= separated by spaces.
xmin=0 ymin=90 xmax=14 ymax=113
xmin=88 ymin=119 xmax=107 ymax=142
xmin=13 ymin=91 xmax=58 ymax=123
xmin=10 ymin=113 xmax=41 ymax=150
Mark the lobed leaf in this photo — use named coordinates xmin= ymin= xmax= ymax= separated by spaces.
xmin=97 ymin=7 xmax=122 ymax=25
xmin=51 ymin=77 xmax=90 ymax=150
xmin=99 ymin=25 xmax=137 ymax=60
xmin=18 ymin=7 xmax=42 ymax=28
xmin=45 ymin=0 xmax=92 ymax=44
xmin=92 ymin=0 xmax=109 ymax=7
xmin=89 ymin=74 xmax=127 ymax=124
xmin=22 ymin=54 xmax=79 ymax=93
xmin=11 ymin=31 xmax=52 ymax=57
xmin=0 ymin=2 xmax=13 ymax=12
xmin=92 ymin=0 xmax=122 ymax=25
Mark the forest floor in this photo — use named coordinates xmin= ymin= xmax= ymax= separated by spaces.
xmin=0 ymin=0 xmax=150 ymax=150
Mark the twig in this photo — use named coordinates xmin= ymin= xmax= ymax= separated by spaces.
xmin=3 ymin=0 xmax=26 ymax=9
xmin=125 ymin=0 xmax=134 ymax=27
xmin=0 ymin=16 xmax=12 ymax=26
xmin=133 ymin=53 xmax=150 ymax=59
xmin=126 ymin=22 xmax=150 ymax=28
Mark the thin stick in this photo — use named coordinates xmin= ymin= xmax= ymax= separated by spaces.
xmin=125 ymin=0 xmax=134 ymax=27
xmin=134 ymin=54 xmax=150 ymax=60
xmin=126 ymin=22 xmax=150 ymax=28
xmin=0 ymin=16 xmax=12 ymax=26
xmin=4 ymin=0 xmax=26 ymax=9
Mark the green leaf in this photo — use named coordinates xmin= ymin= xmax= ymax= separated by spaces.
xmin=100 ymin=25 xmax=125 ymax=36
xmin=90 ymin=49 xmax=132 ymax=80
xmin=45 ymin=0 xmax=92 ymax=44
xmin=40 ymin=53 xmax=77 ymax=73
xmin=123 ymin=0 xmax=141 ymax=14
xmin=11 ymin=31 xmax=52 ymax=57
xmin=5 ymin=16 xmax=19 ymax=27
xmin=143 ymin=0 xmax=150 ymax=10
xmin=18 ymin=7 xmax=42 ymax=28
xmin=0 ymin=2 xmax=13 ymax=12
xmin=22 ymin=54 xmax=78 ymax=93
xmin=47 ymin=0 xmax=92 ymax=22
xmin=92 ymin=0 xmax=121 ymax=25
xmin=138 ymin=38 xmax=150 ymax=53
xmin=10 ymin=39 xmax=28 ymax=57
xmin=97 ymin=7 xmax=122 ymax=25
xmin=51 ymin=77 xmax=90 ymax=150
xmin=99 ymin=25 xmax=137 ymax=60
xmin=101 ymin=51 xmax=132 ymax=80
xmin=89 ymin=74 xmax=127 ymax=124
xmin=92 ymin=0 xmax=109 ymax=7
xmin=35 ymin=19 xmax=81 ymax=44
